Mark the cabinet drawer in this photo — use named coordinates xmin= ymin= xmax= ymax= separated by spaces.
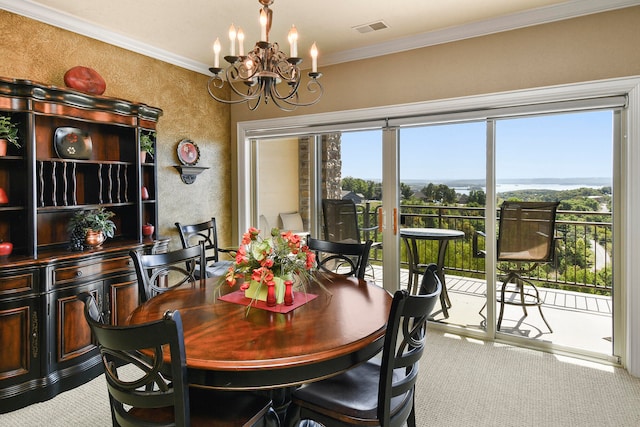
xmin=0 ymin=269 xmax=38 ymax=297
xmin=53 ymin=256 xmax=133 ymax=286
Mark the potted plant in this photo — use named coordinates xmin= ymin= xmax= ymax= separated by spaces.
xmin=68 ymin=207 xmax=116 ymax=250
xmin=0 ymin=114 xmax=20 ymax=156
xmin=140 ymin=131 xmax=155 ymax=163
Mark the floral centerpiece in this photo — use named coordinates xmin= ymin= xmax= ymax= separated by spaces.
xmin=224 ymin=227 xmax=315 ymax=306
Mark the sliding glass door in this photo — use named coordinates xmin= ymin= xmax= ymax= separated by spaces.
xmin=398 ymin=122 xmax=486 ymax=329
xmin=240 ymin=93 xmax=625 ymax=363
xmin=494 ymin=111 xmax=615 ymax=355
xmin=320 ymin=130 xmax=384 ymax=279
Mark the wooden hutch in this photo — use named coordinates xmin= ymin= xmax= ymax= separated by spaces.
xmin=0 ymin=78 xmax=167 ymax=412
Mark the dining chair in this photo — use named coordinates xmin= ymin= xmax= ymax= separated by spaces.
xmin=307 ymin=237 xmax=372 ymax=280
xmin=77 ymin=292 xmax=277 ymax=427
xmin=321 ymin=199 xmax=381 ymax=278
xmin=284 ymin=268 xmax=442 ymax=427
xmin=474 ymin=201 xmax=559 ymax=331
xmin=321 ymin=199 xmax=380 ymax=245
xmin=175 ymin=217 xmax=234 ymax=278
xmin=129 ymin=242 xmax=205 ymax=303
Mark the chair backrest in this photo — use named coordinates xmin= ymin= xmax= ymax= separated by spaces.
xmin=279 ymin=211 xmax=305 ymax=232
xmin=175 ymin=217 xmax=221 ymax=265
xmin=497 ymin=201 xmax=560 ymax=263
xmin=321 ymin=199 xmax=361 ymax=243
xmin=307 ymin=237 xmax=372 ymax=280
xmin=130 ymin=242 xmax=205 ymax=303
xmin=78 ymin=292 xmax=191 ymax=427
xmin=378 ymin=278 xmax=442 ymax=426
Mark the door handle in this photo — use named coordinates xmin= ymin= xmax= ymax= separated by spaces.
xmin=393 ymin=208 xmax=398 ymax=235
xmin=378 ymin=207 xmax=383 ymax=233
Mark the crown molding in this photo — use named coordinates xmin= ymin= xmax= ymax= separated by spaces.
xmin=322 ymin=0 xmax=640 ymax=66
xmin=0 ymin=0 xmax=212 ymax=74
xmin=2 ymin=0 xmax=639 ymax=74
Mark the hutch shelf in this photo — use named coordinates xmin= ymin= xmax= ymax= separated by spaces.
xmin=0 ymin=77 xmax=167 ymax=413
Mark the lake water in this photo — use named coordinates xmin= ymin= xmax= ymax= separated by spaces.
xmin=454 ymin=183 xmax=608 ymax=195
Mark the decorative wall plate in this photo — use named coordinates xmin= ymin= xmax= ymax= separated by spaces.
xmin=54 ymin=127 xmax=92 ymax=160
xmin=177 ymin=139 xmax=200 ymax=166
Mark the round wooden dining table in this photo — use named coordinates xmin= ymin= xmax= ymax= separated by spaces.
xmin=127 ymin=272 xmax=393 ymax=391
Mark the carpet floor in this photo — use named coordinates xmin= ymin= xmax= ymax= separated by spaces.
xmin=3 ymin=329 xmax=640 ymax=426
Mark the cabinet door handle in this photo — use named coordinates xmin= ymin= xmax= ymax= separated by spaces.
xmin=76 ymin=270 xmax=83 ymax=277
xmin=31 ymin=311 xmax=39 ymax=358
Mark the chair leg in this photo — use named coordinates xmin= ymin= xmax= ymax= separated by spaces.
xmin=517 ymin=278 xmax=529 ymax=317
xmin=530 ymin=282 xmax=553 ymax=333
xmin=283 ymin=402 xmax=300 ymax=427
xmin=407 ymin=400 xmax=417 ymax=427
xmin=264 ymin=407 xmax=281 ymax=427
xmin=497 ymin=278 xmax=509 ymax=331
xmin=538 ymin=305 xmax=553 ymax=333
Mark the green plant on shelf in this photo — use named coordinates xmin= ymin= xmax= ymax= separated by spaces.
xmin=0 ymin=114 xmax=20 ymax=148
xmin=67 ymin=208 xmax=116 ymax=251
xmin=140 ymin=131 xmax=156 ymax=157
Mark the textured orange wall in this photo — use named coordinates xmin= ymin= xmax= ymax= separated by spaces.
xmin=0 ymin=11 xmax=232 ymax=248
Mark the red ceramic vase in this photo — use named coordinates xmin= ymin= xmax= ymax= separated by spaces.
xmin=0 ymin=241 xmax=12 ymax=256
xmin=142 ymin=224 xmax=154 ymax=237
xmin=266 ymin=283 xmax=277 ymax=307
xmin=0 ymin=187 xmax=8 ymax=204
xmin=284 ymin=280 xmax=294 ymax=306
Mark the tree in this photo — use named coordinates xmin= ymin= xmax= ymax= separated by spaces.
xmin=400 ymin=182 xmax=413 ymax=200
xmin=421 ymin=183 xmax=457 ymax=204
xmin=467 ymin=189 xmax=486 ymax=206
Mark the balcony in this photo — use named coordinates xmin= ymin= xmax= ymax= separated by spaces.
xmin=360 ymin=203 xmax=613 ymax=357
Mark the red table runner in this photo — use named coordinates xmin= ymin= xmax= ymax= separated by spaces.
xmin=218 ymin=289 xmax=318 ymax=313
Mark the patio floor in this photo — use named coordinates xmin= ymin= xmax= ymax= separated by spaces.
xmin=374 ymin=266 xmax=613 ymax=357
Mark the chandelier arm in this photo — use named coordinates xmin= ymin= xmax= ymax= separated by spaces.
xmin=270 ymin=78 xmax=300 ymax=102
xmin=247 ymin=80 xmax=267 ymax=111
xmin=279 ymin=78 xmax=324 ymax=107
xmin=268 ymin=88 xmax=298 ymax=112
xmin=207 ymin=76 xmax=254 ymax=105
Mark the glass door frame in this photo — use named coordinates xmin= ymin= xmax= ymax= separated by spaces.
xmin=235 ymin=76 xmax=640 ymax=373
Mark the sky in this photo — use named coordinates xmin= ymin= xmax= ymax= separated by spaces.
xmin=340 ymin=110 xmax=613 ymax=183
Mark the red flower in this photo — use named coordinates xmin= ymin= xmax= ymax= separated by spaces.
xmin=235 ymin=245 xmax=248 ymax=264
xmin=305 ymin=249 xmax=315 ymax=270
xmin=252 ymin=266 xmax=274 ymax=285
xmin=224 ymin=267 xmax=236 ymax=286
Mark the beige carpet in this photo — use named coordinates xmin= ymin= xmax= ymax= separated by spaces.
xmin=3 ymin=330 xmax=640 ymax=426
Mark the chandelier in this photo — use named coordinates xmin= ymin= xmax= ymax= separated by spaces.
xmin=207 ymin=0 xmax=323 ymax=111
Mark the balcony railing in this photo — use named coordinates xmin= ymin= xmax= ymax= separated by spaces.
xmin=358 ymin=203 xmax=612 ymax=294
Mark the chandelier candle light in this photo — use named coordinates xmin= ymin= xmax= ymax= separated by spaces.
xmin=208 ymin=0 xmax=323 ymax=111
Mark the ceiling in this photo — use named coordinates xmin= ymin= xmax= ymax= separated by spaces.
xmin=3 ymin=0 xmax=639 ymax=74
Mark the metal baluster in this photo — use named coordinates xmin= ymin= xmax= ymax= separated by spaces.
xmin=126 ymin=164 xmax=130 ymax=203
xmin=98 ymin=164 xmax=103 ymax=204
xmin=62 ymin=162 xmax=68 ymax=206
xmin=38 ymin=161 xmax=44 ymax=207
xmin=116 ymin=164 xmax=121 ymax=203
xmin=107 ymin=164 xmax=113 ymax=203
xmin=72 ymin=163 xmax=77 ymax=205
xmin=51 ymin=161 xmax=57 ymax=207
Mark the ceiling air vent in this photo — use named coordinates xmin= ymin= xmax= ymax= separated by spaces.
xmin=353 ymin=20 xmax=389 ymax=34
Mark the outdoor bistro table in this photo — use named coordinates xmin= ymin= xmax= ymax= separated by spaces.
xmin=127 ymin=271 xmax=392 ymax=396
xmin=400 ymin=227 xmax=465 ymax=318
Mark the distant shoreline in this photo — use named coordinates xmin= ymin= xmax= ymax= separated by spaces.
xmin=403 ymin=177 xmax=612 ymax=188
